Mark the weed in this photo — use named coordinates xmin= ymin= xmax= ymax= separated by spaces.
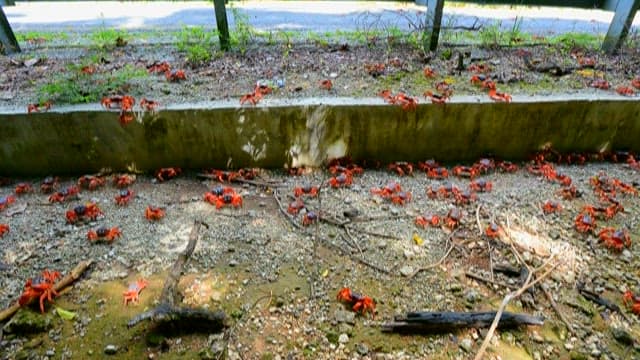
xmin=177 ymin=26 xmax=216 ymax=64
xmin=230 ymin=5 xmax=255 ymax=54
xmin=479 ymin=21 xmax=503 ymax=49
xmin=37 ymin=64 xmax=147 ymax=104
xmin=89 ymin=27 xmax=129 ymax=49
xmin=548 ymin=32 xmax=602 ymax=52
xmin=16 ymin=31 xmax=69 ymax=45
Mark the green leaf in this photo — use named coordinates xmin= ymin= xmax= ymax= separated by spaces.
xmin=55 ymin=307 xmax=77 ymax=321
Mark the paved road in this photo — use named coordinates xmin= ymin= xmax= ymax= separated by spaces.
xmin=3 ymin=0 xmax=638 ymax=36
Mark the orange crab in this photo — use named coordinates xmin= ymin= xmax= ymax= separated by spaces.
xmin=589 ymin=79 xmax=610 ymax=90
xmin=215 ymin=189 xmax=243 ymax=209
xmin=485 ymin=222 xmax=502 ymax=238
xmin=452 ymin=165 xmax=479 ymax=179
xmin=329 ymin=173 xmax=352 ymax=188
xmin=0 ymin=195 xmax=16 ymax=212
xmin=123 ymin=279 xmax=148 ymax=306
xmin=319 ymin=79 xmax=333 ymax=90
xmin=390 ymin=191 xmax=411 ymax=205
xmin=40 ymin=176 xmax=58 ymax=194
xmin=240 ymin=92 xmax=262 ymax=106
xmin=388 ymin=161 xmax=414 ymax=176
xmin=147 ymin=61 xmax=171 ymax=74
xmin=101 ymin=95 xmax=135 ymax=110
xmin=598 ymin=228 xmax=631 ymax=252
xmin=78 ymin=175 xmax=106 ymax=190
xmin=469 ymin=180 xmax=492 ymax=192
xmin=423 ymin=90 xmax=449 ymax=104
xmin=66 ymin=203 xmax=103 ymax=224
xmin=453 ymin=189 xmax=477 ymax=205
xmin=423 ymin=66 xmax=436 ymax=78
xmin=302 ymin=211 xmax=319 ymax=226
xmin=19 ymin=270 xmax=61 ymax=313
xmin=48 ymin=186 xmax=80 ymax=203
xmin=393 ymin=92 xmax=419 ymax=111
xmin=616 ymin=86 xmax=635 ymax=96
xmin=87 ymin=227 xmax=122 ymax=243
xmin=0 ymin=224 xmax=9 ymax=237
xmin=287 ymin=198 xmax=306 ymax=215
xmin=623 ymin=290 xmax=640 ymax=315
xmin=336 ymin=287 xmax=376 ymax=318
xmin=426 ymin=167 xmax=449 ymax=179
xmin=542 ymin=200 xmax=562 ymax=214
xmin=632 ymin=77 xmax=640 ymax=90
xmin=145 ymin=206 xmax=165 ymax=221
xmin=14 ymin=182 xmax=33 ymax=195
xmin=415 ymin=213 xmax=440 ymax=228
xmin=115 ymin=189 xmax=134 ymax=206
xmin=27 ymin=101 xmax=52 ymax=114
xmin=113 ymin=174 xmax=136 ymax=188
xmin=165 ymin=69 xmax=186 ymax=82
xmin=445 ymin=208 xmax=463 ymax=229
xmin=156 ymin=167 xmax=181 ymax=182
xmin=574 ymin=212 xmax=596 ymax=233
xmin=371 ymin=181 xmax=402 ymax=198
xmin=488 ymin=88 xmax=512 ymax=102
xmin=294 ymin=184 xmax=319 ymax=197
xmin=140 ymin=98 xmax=160 ymax=111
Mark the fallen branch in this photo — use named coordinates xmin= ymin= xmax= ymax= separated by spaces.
xmin=0 ymin=259 xmax=93 ymax=322
xmin=382 ymin=311 xmax=543 ymax=333
xmin=577 ymin=282 xmax=630 ymax=322
xmin=128 ymin=221 xmax=227 ymax=333
xmin=273 ymin=189 xmax=302 ymax=229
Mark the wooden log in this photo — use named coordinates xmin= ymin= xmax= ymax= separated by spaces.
xmin=381 ymin=311 xmax=544 ymax=333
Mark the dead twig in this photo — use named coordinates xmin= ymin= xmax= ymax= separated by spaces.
xmin=273 ymin=189 xmax=301 ymax=229
xmin=406 ymin=232 xmax=457 ymax=280
xmin=465 ymin=271 xmax=519 ymax=291
xmin=0 ymin=259 xmax=93 ymax=322
xmin=541 ymin=282 xmax=574 ymax=334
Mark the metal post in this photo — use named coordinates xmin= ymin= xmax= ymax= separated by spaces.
xmin=423 ymin=0 xmax=445 ymax=52
xmin=0 ymin=6 xmax=20 ymax=55
xmin=213 ymin=0 xmax=230 ymax=51
xmin=601 ymin=0 xmax=640 ymax=54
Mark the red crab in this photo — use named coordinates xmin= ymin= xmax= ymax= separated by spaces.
xmin=115 ymin=189 xmax=134 ymax=206
xmin=203 ymin=186 xmax=225 ymax=205
xmin=454 ymin=190 xmax=477 ymax=205
xmin=40 ymin=176 xmax=59 ymax=194
xmin=598 ymin=228 xmax=631 ymax=252
xmin=145 ymin=206 xmax=165 ymax=221
xmin=371 ymin=181 xmax=402 ymax=198
xmin=329 ymin=173 xmax=352 ymax=188
xmin=328 ymin=164 xmax=364 ymax=177
xmin=452 ymin=165 xmax=479 ymax=179
xmin=485 ymin=222 xmax=501 ymax=238
xmin=87 ymin=227 xmax=122 ymax=243
xmin=488 ymin=88 xmax=512 ymax=102
xmin=156 ymin=167 xmax=181 ymax=182
xmin=336 ymin=287 xmax=376 ymax=318
xmin=48 ymin=186 xmax=80 ymax=203
xmin=616 ymin=86 xmax=635 ymax=96
xmin=426 ymin=167 xmax=449 ymax=179
xmin=215 ymin=189 xmax=243 ymax=209
xmin=240 ymin=92 xmax=262 ymax=106
xmin=473 ymin=158 xmax=495 ymax=173
xmin=66 ymin=203 xmax=103 ymax=224
xmin=429 ymin=183 xmax=460 ymax=199
xmin=435 ymin=81 xmax=452 ymax=95
xmin=0 ymin=195 xmax=16 ymax=211
xmin=388 ymin=162 xmax=414 ymax=176
xmin=27 ymin=101 xmax=52 ymax=114
xmin=78 ymin=175 xmax=106 ymax=190
xmin=287 ymin=198 xmax=305 ymax=215
xmin=390 ymin=191 xmax=412 ymax=205
xmin=393 ymin=92 xmax=419 ymax=111
xmin=101 ymin=95 xmax=135 ymax=110
xmin=542 ymin=200 xmax=562 ymax=214
xmin=165 ymin=69 xmax=186 ymax=82
xmin=19 ymin=270 xmax=61 ymax=313
xmin=0 ymin=224 xmax=9 ymax=237
xmin=632 ymin=77 xmax=640 ymax=90
xmin=623 ymin=290 xmax=640 ymax=315
xmin=119 ymin=112 xmax=135 ymax=126
xmin=365 ymin=63 xmax=385 ymax=77
xmin=445 ymin=208 xmax=463 ymax=229
xmin=574 ymin=212 xmax=596 ymax=233
xmin=140 ymin=98 xmax=160 ymax=111
xmin=423 ymin=90 xmax=449 ymax=104
xmin=294 ymin=184 xmax=319 ymax=197
xmin=469 ymin=180 xmax=492 ymax=192
xmin=113 ymin=174 xmax=136 ymax=188
xmin=589 ymin=79 xmax=610 ymax=90
xmin=302 ymin=211 xmax=319 ymax=226
xmin=415 ymin=213 xmax=440 ymax=228
xmin=123 ymin=279 xmax=148 ymax=305
xmin=14 ymin=182 xmax=33 ymax=195
xmin=497 ymin=161 xmax=518 ymax=173
xmin=558 ymin=185 xmax=581 ymax=200
xmin=423 ymin=66 xmax=436 ymax=78
xmin=468 ymin=63 xmax=491 ymax=73
xmin=319 ymin=79 xmax=333 ymax=90
xmin=418 ymin=159 xmax=440 ymax=172
xmin=147 ymin=61 xmax=171 ymax=74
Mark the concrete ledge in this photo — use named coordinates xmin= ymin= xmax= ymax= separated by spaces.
xmin=1 ymin=96 xmax=639 ymax=176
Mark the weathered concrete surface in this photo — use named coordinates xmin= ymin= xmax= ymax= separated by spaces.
xmin=0 ymin=96 xmax=639 ymax=176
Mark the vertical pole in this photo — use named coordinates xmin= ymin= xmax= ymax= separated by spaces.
xmin=0 ymin=6 xmax=20 ymax=55
xmin=601 ymin=0 xmax=640 ymax=54
xmin=213 ymin=0 xmax=230 ymax=51
xmin=423 ymin=0 xmax=445 ymax=52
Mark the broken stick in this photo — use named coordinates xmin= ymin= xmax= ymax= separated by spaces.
xmin=382 ymin=311 xmax=544 ymax=333
xmin=0 ymin=259 xmax=93 ymax=322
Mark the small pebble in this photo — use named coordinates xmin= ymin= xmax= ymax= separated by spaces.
xmin=104 ymin=344 xmax=118 ymax=355
xmin=338 ymin=333 xmax=349 ymax=344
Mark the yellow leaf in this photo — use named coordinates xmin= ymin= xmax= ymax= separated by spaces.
xmin=443 ymin=77 xmax=456 ymax=85
xmin=412 ymin=233 xmax=424 ymax=246
xmin=321 ymin=269 xmax=329 ymax=278
xmin=55 ymin=307 xmax=76 ymax=320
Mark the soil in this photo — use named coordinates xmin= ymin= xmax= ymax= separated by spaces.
xmin=0 ymin=31 xmax=639 ymax=109
xmin=0 ymin=161 xmax=640 ymax=359
xmin=1 ymin=32 xmax=640 ymax=360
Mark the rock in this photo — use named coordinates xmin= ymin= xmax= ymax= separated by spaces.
xmin=104 ymin=344 xmax=118 ymax=355
xmin=338 ymin=333 xmax=349 ymax=344
xmin=3 ymin=309 xmax=53 ymax=334
xmin=399 ymin=265 xmax=414 ymax=277
xmin=334 ymin=309 xmax=356 ymax=325
xmin=45 ymin=349 xmax=55 ymax=357
xmin=459 ymin=338 xmax=473 ymax=353
xmin=24 ymin=58 xmax=40 ymax=67
xmin=564 ymin=342 xmax=574 ymax=351
xmin=228 ymin=259 xmax=238 ymax=267
xmin=330 ymin=72 xmax=338 ymax=78
xmin=356 ymin=343 xmax=369 ymax=355
xmin=464 ymin=289 xmax=479 ymax=303
xmin=403 ymin=249 xmax=414 ymax=260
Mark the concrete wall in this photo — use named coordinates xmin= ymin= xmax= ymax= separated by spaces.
xmin=0 ymin=98 xmax=638 ymax=176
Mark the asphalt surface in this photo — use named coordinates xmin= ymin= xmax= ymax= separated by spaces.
xmin=3 ymin=1 xmax=639 ymax=35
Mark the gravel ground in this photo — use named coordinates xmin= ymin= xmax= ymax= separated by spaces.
xmin=1 ymin=159 xmax=639 ymax=359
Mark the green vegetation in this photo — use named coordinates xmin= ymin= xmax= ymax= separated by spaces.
xmin=89 ymin=27 xmax=129 ymax=49
xmin=177 ymin=26 xmax=217 ymax=64
xmin=548 ymin=32 xmax=603 ymax=51
xmin=15 ymin=30 xmax=69 ymax=44
xmin=37 ymin=64 xmax=148 ymax=104
xmin=230 ymin=5 xmax=255 ymax=54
